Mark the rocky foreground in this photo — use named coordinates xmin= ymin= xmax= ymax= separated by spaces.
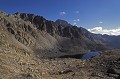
xmin=0 ymin=11 xmax=120 ymax=79
xmin=0 ymin=45 xmax=120 ymax=79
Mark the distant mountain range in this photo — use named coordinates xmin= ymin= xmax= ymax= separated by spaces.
xmin=0 ymin=11 xmax=119 ymax=58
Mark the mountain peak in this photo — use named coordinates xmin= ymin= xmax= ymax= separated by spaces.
xmin=55 ymin=19 xmax=71 ymax=26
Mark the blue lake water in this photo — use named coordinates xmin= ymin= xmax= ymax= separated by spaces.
xmin=81 ymin=52 xmax=100 ymax=59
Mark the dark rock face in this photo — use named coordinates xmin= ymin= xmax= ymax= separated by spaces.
xmin=55 ymin=19 xmax=70 ymax=26
xmin=15 ymin=13 xmax=83 ymax=39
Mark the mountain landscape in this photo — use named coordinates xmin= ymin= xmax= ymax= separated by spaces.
xmin=0 ymin=11 xmax=120 ymax=79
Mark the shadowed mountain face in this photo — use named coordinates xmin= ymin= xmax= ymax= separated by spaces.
xmin=102 ymin=35 xmax=120 ymax=48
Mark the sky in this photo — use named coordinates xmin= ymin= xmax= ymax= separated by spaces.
xmin=0 ymin=0 xmax=120 ymax=35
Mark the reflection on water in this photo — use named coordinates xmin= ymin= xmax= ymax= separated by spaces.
xmin=81 ymin=52 xmax=100 ymax=59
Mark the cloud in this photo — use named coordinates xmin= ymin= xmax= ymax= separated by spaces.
xmin=60 ymin=12 xmax=66 ymax=15
xmin=99 ymin=21 xmax=103 ymax=24
xmin=73 ymin=20 xmax=76 ymax=21
xmin=76 ymin=19 xmax=80 ymax=21
xmin=88 ymin=27 xmax=120 ymax=36
xmin=73 ymin=19 xmax=80 ymax=22
xmin=73 ymin=22 xmax=77 ymax=25
xmin=75 ymin=11 xmax=79 ymax=14
xmin=73 ymin=19 xmax=80 ymax=25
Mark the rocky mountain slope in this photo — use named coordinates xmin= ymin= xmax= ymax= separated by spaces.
xmin=0 ymin=11 xmax=108 ymax=57
xmin=0 ymin=11 xmax=120 ymax=79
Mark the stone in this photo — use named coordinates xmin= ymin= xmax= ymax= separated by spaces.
xmin=7 ymin=28 xmax=15 ymax=35
xmin=107 ymin=68 xmax=120 ymax=75
xmin=108 ymin=74 xmax=119 ymax=78
xmin=58 ymin=69 xmax=73 ymax=74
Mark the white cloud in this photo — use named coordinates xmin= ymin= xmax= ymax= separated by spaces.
xmin=76 ymin=19 xmax=80 ymax=21
xmin=75 ymin=11 xmax=79 ymax=14
xmin=73 ymin=19 xmax=80 ymax=22
xmin=73 ymin=22 xmax=77 ymax=25
xmin=88 ymin=27 xmax=120 ymax=36
xmin=60 ymin=12 xmax=66 ymax=15
xmin=73 ymin=19 xmax=80 ymax=25
xmin=99 ymin=21 xmax=103 ymax=24
xmin=73 ymin=20 xmax=76 ymax=21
